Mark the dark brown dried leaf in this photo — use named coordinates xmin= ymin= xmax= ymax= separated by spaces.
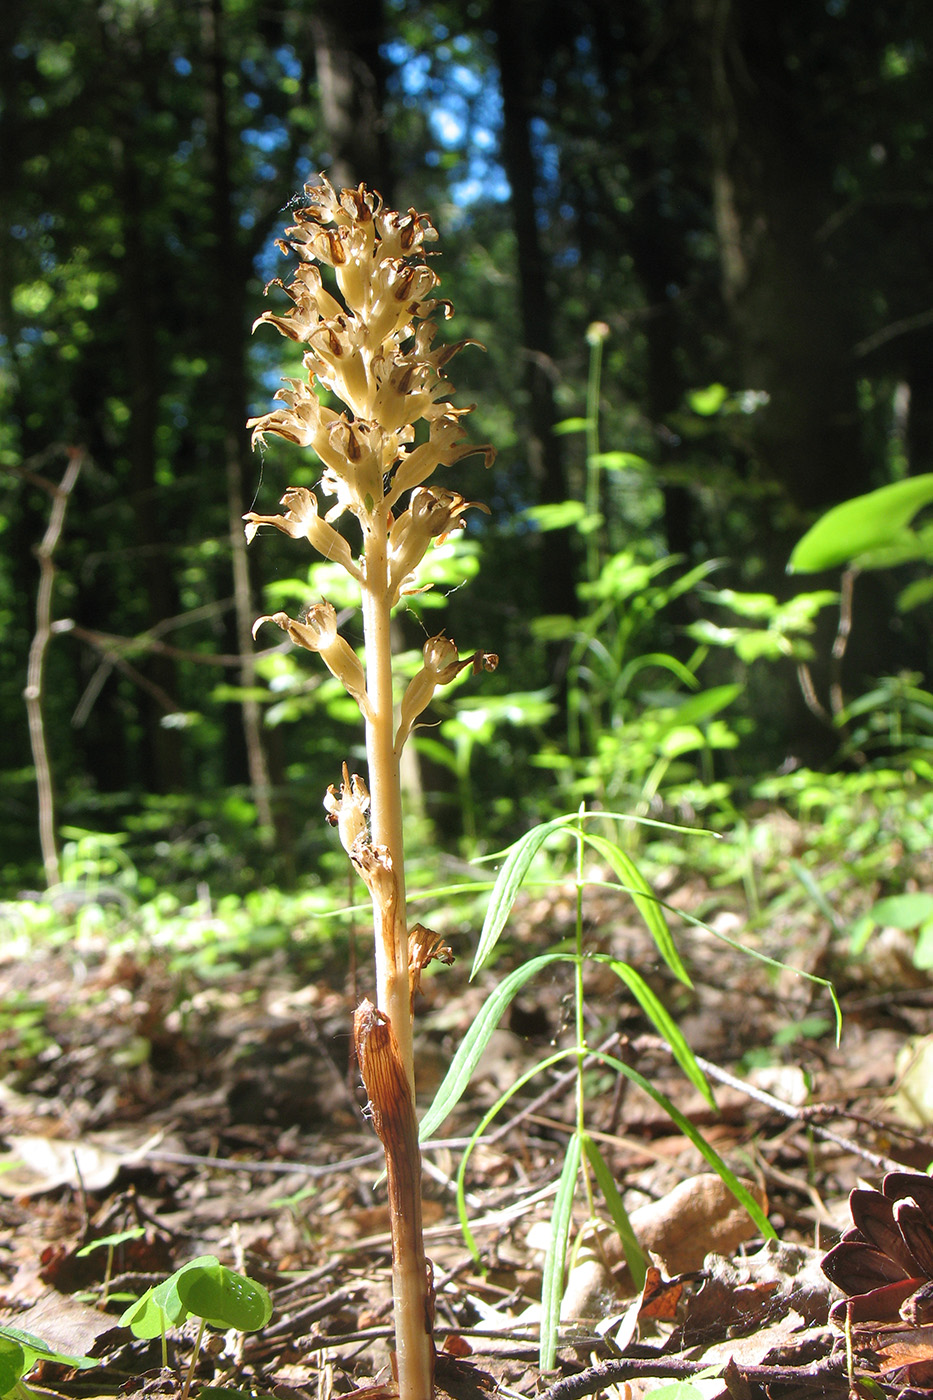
xmin=821 ymin=1239 xmax=913 ymax=1292
xmin=884 ymin=1173 xmax=933 ymax=1216
xmin=829 ymin=1277 xmax=924 ymax=1325
xmin=850 ymin=1188 xmax=925 ymax=1277
xmin=896 ymin=1198 xmax=933 ymax=1279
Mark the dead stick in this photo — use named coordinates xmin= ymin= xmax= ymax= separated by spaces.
xmin=24 ymin=448 xmax=85 ymax=887
xmin=539 ymin=1353 xmax=846 ymax=1400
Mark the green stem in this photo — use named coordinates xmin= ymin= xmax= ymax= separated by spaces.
xmin=573 ymin=816 xmax=587 ymax=1139
xmin=180 ymin=1318 xmax=205 ymax=1400
xmin=584 ymin=335 xmax=604 ymax=585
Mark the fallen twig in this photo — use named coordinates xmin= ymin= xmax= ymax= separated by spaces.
xmin=538 ymin=1352 xmax=847 ymax=1400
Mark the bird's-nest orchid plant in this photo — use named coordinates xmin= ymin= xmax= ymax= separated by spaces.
xmin=243 ymin=177 xmax=496 ymax=1400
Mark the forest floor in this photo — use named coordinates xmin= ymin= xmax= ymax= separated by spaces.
xmin=2 ymin=809 xmax=933 ymax=1400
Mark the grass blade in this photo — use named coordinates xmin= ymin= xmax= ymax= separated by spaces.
xmin=540 ymin=1130 xmax=582 ymax=1371
xmin=581 ymin=1133 xmax=646 ymax=1289
xmin=581 ymin=830 xmax=691 ymax=986
xmin=595 ymin=955 xmax=713 ymax=1106
xmin=596 ymin=1050 xmax=773 ymax=1241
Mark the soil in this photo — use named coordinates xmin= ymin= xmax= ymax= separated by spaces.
xmin=2 ymin=824 xmax=933 ymax=1400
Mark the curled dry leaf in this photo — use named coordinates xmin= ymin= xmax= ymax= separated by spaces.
xmin=599 ymin=1173 xmax=769 ymax=1279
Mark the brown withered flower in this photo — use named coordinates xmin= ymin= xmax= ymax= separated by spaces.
xmin=822 ymin=1171 xmax=933 ymax=1326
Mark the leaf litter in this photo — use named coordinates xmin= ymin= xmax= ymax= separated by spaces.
xmin=2 ymin=826 xmax=933 ymax=1400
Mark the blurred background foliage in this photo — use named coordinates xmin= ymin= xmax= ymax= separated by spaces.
xmin=3 ymin=0 xmax=933 ymax=905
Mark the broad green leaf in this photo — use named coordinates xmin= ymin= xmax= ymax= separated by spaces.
xmin=126 ymin=1256 xmax=220 ymax=1335
xmin=699 ymin=588 xmax=778 ymax=619
xmin=898 ymin=573 xmax=933 ymax=613
xmin=590 ymin=451 xmax=651 ymax=472
xmin=688 ymin=383 xmax=729 ymax=416
xmin=849 ymin=912 xmax=874 ymax=956
xmin=789 ymin=474 xmax=933 ymax=573
xmin=420 ymin=954 xmax=566 ymax=1142
xmin=914 ymin=920 xmax=933 ymax=969
xmin=119 ymin=1287 xmax=172 ymax=1340
xmin=580 ymin=830 xmax=691 ymax=985
xmin=0 ymin=1338 xmax=25 ymax=1396
xmin=594 ymin=957 xmax=712 ymax=1106
xmin=472 ymin=817 xmax=576 ymax=975
xmin=540 ymin=1132 xmax=582 ymax=1371
xmin=581 ymin=1135 xmax=646 ymax=1288
xmin=178 ymin=1265 xmax=272 ymax=1332
xmin=0 ymin=1326 xmax=96 ymax=1375
xmin=869 ymin=893 xmax=933 ymax=930
xmin=553 ymin=416 xmax=591 ymax=435
xmin=124 ymin=1258 xmax=272 ymax=1338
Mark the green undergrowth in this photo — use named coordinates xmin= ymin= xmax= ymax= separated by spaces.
xmin=3 ymin=770 xmax=932 ymax=981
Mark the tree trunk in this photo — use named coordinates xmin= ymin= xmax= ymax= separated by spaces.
xmin=117 ymin=139 xmax=187 ymax=792
xmin=492 ymin=0 xmax=577 ymax=619
xmin=695 ymin=0 xmax=870 ymax=515
xmin=202 ymin=0 xmax=279 ymax=845
xmin=309 ymin=0 xmax=393 ymax=195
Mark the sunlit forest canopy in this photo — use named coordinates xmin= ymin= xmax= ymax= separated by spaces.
xmin=3 ymin=0 xmax=933 ymax=896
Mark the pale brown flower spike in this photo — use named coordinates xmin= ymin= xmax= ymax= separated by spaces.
xmin=244 ymin=176 xmax=497 ymax=1400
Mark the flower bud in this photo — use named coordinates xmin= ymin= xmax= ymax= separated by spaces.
xmin=395 ymin=634 xmax=479 ymax=752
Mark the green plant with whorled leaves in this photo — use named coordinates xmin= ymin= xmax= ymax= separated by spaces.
xmin=419 ymin=808 xmax=839 ymax=1370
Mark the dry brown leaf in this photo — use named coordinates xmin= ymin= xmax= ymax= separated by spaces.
xmin=603 ymin=1174 xmax=768 ymax=1277
xmin=0 ymin=1130 xmax=164 ymax=1196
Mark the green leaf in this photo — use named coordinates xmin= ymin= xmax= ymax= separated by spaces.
xmin=898 ymin=572 xmax=933 ymax=613
xmin=869 ymin=893 xmax=933 ymax=930
xmin=914 ymin=920 xmax=933 ymax=970
xmin=119 ymin=1287 xmax=171 ymax=1340
xmin=594 ymin=957 xmax=712 ymax=1105
xmin=596 ymin=1052 xmax=774 ymax=1241
xmin=0 ymin=1325 xmax=97 ymax=1375
xmin=419 ymin=954 xmax=567 ymax=1142
xmin=472 ymin=817 xmax=576 ymax=975
xmin=668 ymin=684 xmax=741 ymax=726
xmin=77 ymin=1226 xmax=146 ymax=1257
xmin=581 ymin=1135 xmax=646 ymax=1288
xmin=788 ymin=474 xmax=933 ymax=573
xmin=589 ymin=451 xmax=651 ymax=472
xmin=540 ymin=1131 xmax=582 ymax=1371
xmin=687 ymin=383 xmax=729 ymax=416
xmin=522 ymin=501 xmax=588 ymax=531
xmin=177 ymin=1264 xmax=272 ymax=1332
xmin=553 ymin=416 xmax=591 ymax=435
xmin=0 ymin=1338 xmax=26 ymax=1396
xmin=580 ymin=830 xmax=692 ymax=986
xmin=122 ymin=1259 xmax=272 ymax=1338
